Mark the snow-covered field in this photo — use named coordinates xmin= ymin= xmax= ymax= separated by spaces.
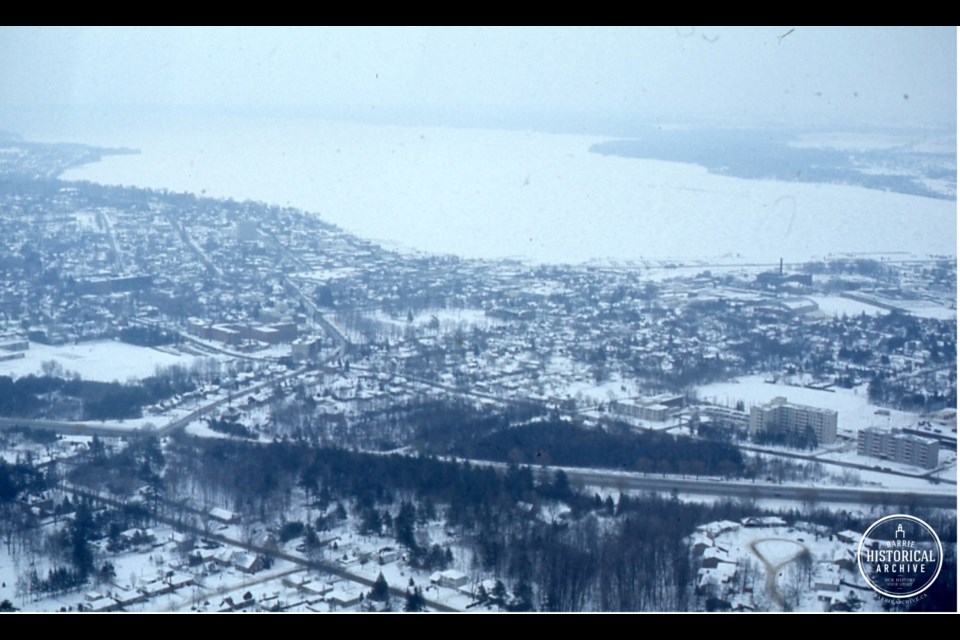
xmin=893 ymin=300 xmax=957 ymax=321
xmin=808 ymin=295 xmax=890 ymax=318
xmin=0 ymin=546 xmax=33 ymax=609
xmin=551 ymin=377 xmax=639 ymax=405
xmin=812 ymin=293 xmax=958 ymax=322
xmin=0 ymin=341 xmax=202 ymax=382
xmin=696 ymin=375 xmax=920 ymax=433
xmin=56 ymin=116 xmax=956 ymax=265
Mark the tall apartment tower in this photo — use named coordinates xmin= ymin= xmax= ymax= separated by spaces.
xmin=749 ymin=397 xmax=838 ymax=445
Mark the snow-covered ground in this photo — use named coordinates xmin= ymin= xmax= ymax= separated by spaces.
xmin=370 ymin=308 xmax=503 ymax=333
xmin=697 ymin=522 xmax=882 ymax=612
xmin=847 ymin=467 xmax=953 ymax=491
xmin=72 ymin=211 xmax=100 ymax=231
xmin=549 ymin=376 xmax=639 ymax=405
xmin=183 ymin=421 xmax=237 ymax=440
xmin=0 ymin=546 xmax=20 ymax=606
xmin=808 ymin=295 xmax=891 ymax=318
xmin=816 ymin=446 xmax=956 ymax=478
xmin=297 ymin=266 xmax=361 ymax=283
xmin=696 ymin=375 xmax=921 ymax=434
xmin=57 ymin=116 xmax=956 ymax=265
xmin=0 ymin=341 xmax=202 ymax=382
xmin=787 ymin=131 xmax=956 ymax=153
xmin=809 ymin=293 xmax=957 ymax=322
xmin=893 ymin=300 xmax=957 ymax=321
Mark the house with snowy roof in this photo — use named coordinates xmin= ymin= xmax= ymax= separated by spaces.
xmin=208 ymin=507 xmax=239 ymax=524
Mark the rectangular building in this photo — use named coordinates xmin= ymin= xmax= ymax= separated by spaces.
xmin=612 ymin=395 xmax=684 ymax=422
xmin=0 ymin=336 xmax=28 ymax=352
xmin=292 ymin=336 xmax=322 ymax=362
xmin=857 ymin=427 xmax=939 ymax=469
xmin=210 ymin=324 xmax=243 ymax=346
xmin=749 ymin=397 xmax=837 ymax=445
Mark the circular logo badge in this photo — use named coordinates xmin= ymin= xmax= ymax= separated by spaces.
xmin=858 ymin=514 xmax=942 ymax=599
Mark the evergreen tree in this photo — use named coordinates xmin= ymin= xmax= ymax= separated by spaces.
xmin=71 ymin=501 xmax=96 ymax=578
xmin=394 ymin=501 xmax=417 ymax=550
xmin=371 ymin=572 xmax=389 ymax=602
xmin=404 ymin=587 xmax=426 ymax=612
xmin=491 ymin=580 xmax=507 ymax=610
xmin=510 ymin=581 xmax=534 ymax=612
xmin=476 ymin=585 xmax=489 ymax=604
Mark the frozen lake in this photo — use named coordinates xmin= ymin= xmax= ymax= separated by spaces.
xmin=46 ymin=116 xmax=956 ymax=265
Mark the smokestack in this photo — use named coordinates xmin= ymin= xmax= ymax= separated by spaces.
xmin=779 ymin=258 xmax=783 ymax=276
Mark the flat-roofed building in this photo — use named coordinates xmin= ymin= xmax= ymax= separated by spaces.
xmin=612 ymin=395 xmax=684 ymax=422
xmin=857 ymin=427 xmax=939 ymax=469
xmin=749 ymin=397 xmax=837 ymax=445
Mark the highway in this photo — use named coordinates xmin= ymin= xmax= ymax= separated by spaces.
xmin=0 ymin=366 xmax=309 ymax=439
xmin=740 ymin=443 xmax=956 ymax=485
xmin=554 ymin=467 xmax=956 ymax=509
xmin=0 ymin=416 xmax=144 ymax=438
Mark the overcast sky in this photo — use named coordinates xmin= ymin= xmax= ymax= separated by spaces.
xmin=0 ymin=26 xmax=955 ymax=131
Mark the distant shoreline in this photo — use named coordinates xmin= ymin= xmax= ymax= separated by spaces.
xmin=590 ymin=128 xmax=956 ymax=201
xmin=53 ymin=118 xmax=958 ymax=265
xmin=61 ymin=145 xmax=140 ymax=175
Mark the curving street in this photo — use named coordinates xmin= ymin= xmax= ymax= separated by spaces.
xmin=748 ymin=538 xmax=808 ymax=611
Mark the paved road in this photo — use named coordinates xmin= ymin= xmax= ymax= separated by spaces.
xmin=281 ymin=275 xmax=350 ymax=353
xmin=168 ymin=566 xmax=304 ymax=612
xmin=127 ymin=318 xmax=281 ymax=362
xmin=748 ymin=538 xmax=808 ymax=611
xmin=0 ymin=416 xmax=146 ymax=438
xmin=66 ymin=485 xmax=459 ymax=612
xmin=170 ymin=217 xmax=223 ymax=279
xmin=449 ymin=457 xmax=956 ymax=509
xmin=0 ymin=367 xmax=308 ymax=439
xmin=157 ymin=366 xmax=309 ymax=436
xmin=6 ymin=414 xmax=954 ymax=510
xmin=552 ymin=468 xmax=956 ymax=509
xmin=739 ymin=443 xmax=956 ymax=485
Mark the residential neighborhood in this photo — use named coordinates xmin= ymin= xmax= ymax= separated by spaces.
xmin=0 ymin=112 xmax=956 ymax=612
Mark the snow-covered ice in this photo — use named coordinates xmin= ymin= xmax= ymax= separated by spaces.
xmin=59 ymin=117 xmax=956 ymax=265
